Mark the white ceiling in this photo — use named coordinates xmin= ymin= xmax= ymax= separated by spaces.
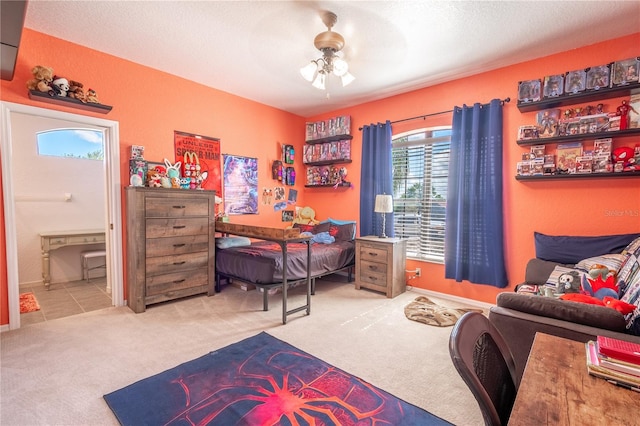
xmin=23 ymin=1 xmax=640 ymax=117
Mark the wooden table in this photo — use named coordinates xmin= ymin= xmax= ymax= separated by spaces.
xmin=40 ymin=229 xmax=105 ymax=290
xmin=509 ymin=333 xmax=639 ymax=425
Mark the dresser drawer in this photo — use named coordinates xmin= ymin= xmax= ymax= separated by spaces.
xmin=146 ymin=251 xmax=209 ymax=276
xmin=146 ymin=234 xmax=210 ymax=257
xmin=145 ymin=268 xmax=209 ymax=297
xmin=360 ymin=259 xmax=387 ymax=275
xmin=146 ymin=217 xmax=209 ymax=238
xmin=358 ymin=244 xmax=389 ymax=263
xmin=145 ymin=197 xmax=210 ymax=218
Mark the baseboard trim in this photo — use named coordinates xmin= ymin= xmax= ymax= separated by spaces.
xmin=407 ymin=286 xmax=495 ymax=310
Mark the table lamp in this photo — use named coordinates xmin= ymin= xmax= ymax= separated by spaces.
xmin=374 ymin=194 xmax=393 ymax=238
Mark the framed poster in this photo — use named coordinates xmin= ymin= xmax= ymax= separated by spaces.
xmin=174 ymin=131 xmax=221 ymax=194
xmin=223 ymin=155 xmax=258 ymax=215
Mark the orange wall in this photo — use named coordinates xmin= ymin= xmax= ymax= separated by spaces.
xmin=307 ymin=33 xmax=640 ymax=303
xmin=1 ymin=30 xmax=640 ymax=325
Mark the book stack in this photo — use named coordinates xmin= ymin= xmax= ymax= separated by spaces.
xmin=585 ymin=336 xmax=640 ymax=391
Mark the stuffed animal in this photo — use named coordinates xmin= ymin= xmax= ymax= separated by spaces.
xmin=612 ymin=146 xmax=635 ymax=171
xmin=51 ymin=76 xmax=69 ymax=97
xmin=67 ymin=80 xmax=87 ymax=102
xmin=164 ymin=159 xmax=181 ymax=181
xmin=603 ymin=297 xmax=636 ymax=315
xmin=556 ymin=271 xmax=581 ymax=294
xmin=146 ymin=169 xmax=162 ymax=187
xmin=26 ymin=65 xmax=54 ymax=94
xmin=85 ymin=88 xmax=100 ymax=103
xmin=292 ymin=206 xmax=319 ymax=226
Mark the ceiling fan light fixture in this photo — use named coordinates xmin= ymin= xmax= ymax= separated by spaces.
xmin=301 ymin=11 xmax=354 ymax=90
xmin=300 ymin=62 xmax=318 ymax=82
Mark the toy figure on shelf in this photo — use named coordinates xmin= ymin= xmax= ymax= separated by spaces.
xmin=617 ymin=100 xmax=638 ymax=130
xmin=596 ymin=103 xmax=605 ymax=114
xmin=563 ymin=109 xmax=573 ymax=120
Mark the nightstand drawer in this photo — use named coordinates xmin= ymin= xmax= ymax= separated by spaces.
xmin=358 ymin=245 xmax=388 ymax=263
xmin=359 ymin=269 xmax=387 ymax=287
xmin=360 ymin=259 xmax=387 ymax=275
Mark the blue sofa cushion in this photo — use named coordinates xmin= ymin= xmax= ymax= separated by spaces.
xmin=534 ymin=232 xmax=640 ymax=265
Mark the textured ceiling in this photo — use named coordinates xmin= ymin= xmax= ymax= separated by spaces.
xmin=23 ymin=1 xmax=640 ymax=117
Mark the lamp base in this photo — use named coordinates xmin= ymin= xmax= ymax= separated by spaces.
xmin=378 ymin=234 xmax=388 ymax=238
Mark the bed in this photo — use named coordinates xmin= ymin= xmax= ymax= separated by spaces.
xmin=214 ymin=218 xmax=356 ymax=323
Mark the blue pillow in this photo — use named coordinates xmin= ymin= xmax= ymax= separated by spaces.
xmin=215 ymin=237 xmax=251 ymax=249
xmin=534 ymin=232 xmax=640 ymax=264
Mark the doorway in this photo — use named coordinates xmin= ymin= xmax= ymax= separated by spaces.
xmin=1 ymin=101 xmax=124 ymax=330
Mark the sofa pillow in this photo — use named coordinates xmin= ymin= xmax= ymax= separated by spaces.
xmin=496 ymin=293 xmax=627 ymax=331
xmin=534 ymin=232 xmax=640 ymax=264
xmin=215 ymin=237 xmax=251 ymax=249
xmin=575 ymin=253 xmax=625 ymax=275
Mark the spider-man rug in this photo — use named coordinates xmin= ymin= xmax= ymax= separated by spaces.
xmin=104 ymin=332 xmax=452 ymax=425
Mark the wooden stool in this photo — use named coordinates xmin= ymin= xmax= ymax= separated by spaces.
xmin=81 ymin=250 xmax=106 ymax=282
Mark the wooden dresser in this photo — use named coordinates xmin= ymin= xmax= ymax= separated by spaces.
xmin=355 ymin=236 xmax=407 ymax=298
xmin=125 ymin=187 xmax=216 ymax=313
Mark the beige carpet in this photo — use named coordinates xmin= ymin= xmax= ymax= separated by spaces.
xmin=1 ymin=278 xmax=484 ymax=426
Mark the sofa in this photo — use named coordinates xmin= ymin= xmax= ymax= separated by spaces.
xmin=489 ymin=232 xmax=640 ymax=383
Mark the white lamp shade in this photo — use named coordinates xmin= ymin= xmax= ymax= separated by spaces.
xmin=340 ymin=72 xmax=355 ymax=87
xmin=300 ymin=62 xmax=317 ymax=82
xmin=332 ymin=58 xmax=349 ymax=76
xmin=374 ymin=194 xmax=393 ymax=213
xmin=312 ymin=72 xmax=326 ymax=90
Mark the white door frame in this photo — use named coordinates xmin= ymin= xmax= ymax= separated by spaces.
xmin=1 ymin=101 xmax=124 ymax=330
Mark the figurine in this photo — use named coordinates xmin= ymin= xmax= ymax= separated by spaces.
xmin=596 ymin=103 xmax=605 ymax=114
xmin=617 ymin=100 xmax=638 ymax=130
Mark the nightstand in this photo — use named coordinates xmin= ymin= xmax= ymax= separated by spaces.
xmin=355 ymin=236 xmax=407 ymax=298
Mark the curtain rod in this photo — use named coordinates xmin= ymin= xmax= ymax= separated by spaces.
xmin=358 ymin=97 xmax=511 ymax=131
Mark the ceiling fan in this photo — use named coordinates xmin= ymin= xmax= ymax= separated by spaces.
xmin=300 ymin=11 xmax=355 ymax=90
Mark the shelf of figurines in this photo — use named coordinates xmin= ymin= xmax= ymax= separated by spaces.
xmin=516 ymin=171 xmax=640 ymax=181
xmin=304 ymin=159 xmax=353 ymax=167
xmin=305 ymin=182 xmax=352 ymax=188
xmin=28 ymin=90 xmax=113 ymax=114
xmin=305 ymin=134 xmax=353 ymax=145
xmin=517 ymin=85 xmax=640 ymax=113
xmin=516 ymin=127 xmax=640 ymax=146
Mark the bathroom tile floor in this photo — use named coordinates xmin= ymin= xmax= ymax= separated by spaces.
xmin=19 ymin=277 xmax=112 ymax=326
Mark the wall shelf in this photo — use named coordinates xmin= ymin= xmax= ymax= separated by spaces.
xmin=516 ymin=171 xmax=640 ymax=181
xmin=305 ymin=182 xmax=351 ymax=188
xmin=305 ymin=134 xmax=353 ymax=145
xmin=517 ymin=85 xmax=640 ymax=113
xmin=516 ymin=127 xmax=640 ymax=146
xmin=304 ymin=159 xmax=352 ymax=167
xmin=28 ymin=90 xmax=113 ymax=114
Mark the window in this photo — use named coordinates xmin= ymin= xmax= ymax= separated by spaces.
xmin=392 ymin=127 xmax=451 ymax=262
xmin=37 ymin=129 xmax=104 ymax=160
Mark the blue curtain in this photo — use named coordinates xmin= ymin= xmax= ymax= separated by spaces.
xmin=445 ymin=99 xmax=507 ymax=288
xmin=360 ymin=121 xmax=394 ymax=237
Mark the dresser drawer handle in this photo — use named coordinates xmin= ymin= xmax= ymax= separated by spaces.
xmin=367 ymin=252 xmax=378 ymax=256
xmin=173 ymin=205 xmax=186 ymax=209
xmin=367 ymin=265 xmax=379 ymax=271
xmin=173 ymin=261 xmax=186 ymax=265
xmin=173 ymin=243 xmax=186 ymax=247
xmin=173 ymin=225 xmax=186 ymax=229
xmin=172 ymin=279 xmax=185 ymax=284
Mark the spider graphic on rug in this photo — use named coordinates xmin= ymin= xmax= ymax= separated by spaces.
xmin=163 ymin=347 xmax=404 ymax=425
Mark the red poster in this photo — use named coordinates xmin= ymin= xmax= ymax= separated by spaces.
xmin=174 ymin=131 xmax=222 ymax=195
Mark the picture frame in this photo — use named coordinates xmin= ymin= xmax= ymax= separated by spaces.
xmin=564 ymin=69 xmax=586 ymax=95
xmin=517 ymin=79 xmax=541 ymax=103
xmin=585 ymin=64 xmax=611 ymax=91
xmin=611 ymin=57 xmax=640 ymax=87
xmin=543 ymin=74 xmax=564 ymax=98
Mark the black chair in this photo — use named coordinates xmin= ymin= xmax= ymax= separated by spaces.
xmin=449 ymin=312 xmax=519 ymax=426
